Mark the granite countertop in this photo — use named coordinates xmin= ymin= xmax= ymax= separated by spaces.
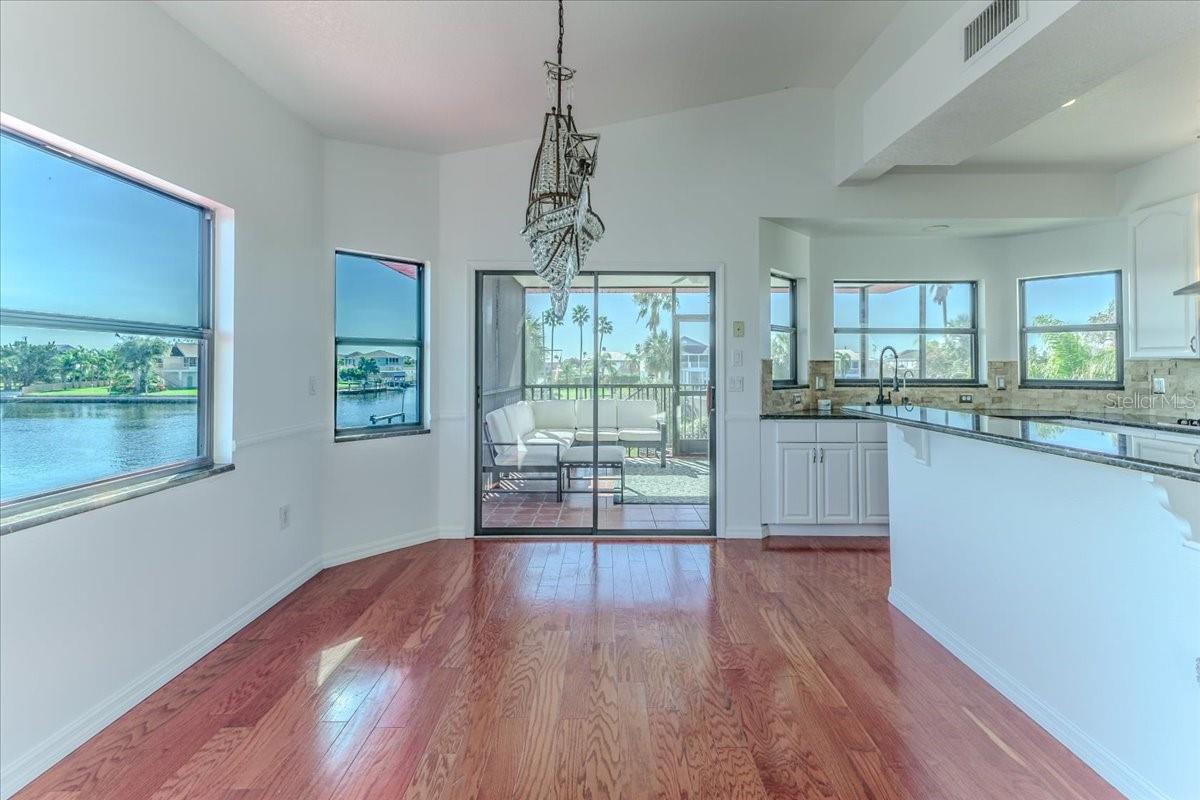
xmin=760 ymin=409 xmax=862 ymax=420
xmin=842 ymin=404 xmax=1200 ymax=484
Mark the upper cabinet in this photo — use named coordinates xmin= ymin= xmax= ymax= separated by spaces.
xmin=1129 ymin=194 xmax=1199 ymax=359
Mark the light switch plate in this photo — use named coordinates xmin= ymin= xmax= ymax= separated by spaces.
xmin=1152 ymin=376 xmax=1166 ymax=395
xmin=814 ymin=375 xmax=826 ymax=390
xmin=731 ymin=349 xmax=743 ymax=367
xmin=732 ymin=321 xmax=745 ymax=338
xmin=995 ymin=375 xmax=1006 ymax=391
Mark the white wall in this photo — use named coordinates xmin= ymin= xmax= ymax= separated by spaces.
xmin=1116 ymin=142 xmax=1200 ymax=214
xmin=804 ymin=219 xmax=1129 ymax=365
xmin=888 ymin=425 xmax=1200 ymax=800
xmin=0 ymin=1 xmax=1177 ymax=794
xmin=1 ymin=2 xmax=323 ymax=793
xmin=320 ymin=139 xmax=444 ymax=560
xmin=758 ymin=221 xmax=811 ymax=379
xmin=435 ymin=87 xmax=1119 ymax=539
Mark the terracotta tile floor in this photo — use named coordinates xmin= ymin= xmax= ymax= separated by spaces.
xmin=481 ymin=482 xmax=711 ymax=532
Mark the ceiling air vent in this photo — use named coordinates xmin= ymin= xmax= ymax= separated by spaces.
xmin=964 ymin=0 xmax=1022 ymax=62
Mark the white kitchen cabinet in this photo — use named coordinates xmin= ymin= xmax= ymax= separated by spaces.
xmin=760 ymin=420 xmax=887 ymax=531
xmin=817 ymin=444 xmax=857 ymax=523
xmin=776 ymin=444 xmax=818 ymax=523
xmin=858 ymin=442 xmax=890 ymax=524
xmin=1129 ymin=194 xmax=1199 ymax=358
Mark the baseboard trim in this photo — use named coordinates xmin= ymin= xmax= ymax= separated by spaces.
xmin=0 ymin=556 xmax=322 ymax=799
xmin=320 ymin=527 xmax=443 ymax=569
xmin=719 ymin=526 xmax=764 ymax=539
xmin=888 ymin=588 xmax=1170 ymax=800
xmin=1 ymin=525 xmax=457 ymax=799
xmin=766 ymin=523 xmax=889 ymax=536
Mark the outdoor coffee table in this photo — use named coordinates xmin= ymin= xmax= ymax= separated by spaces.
xmin=559 ymin=445 xmax=626 ymax=504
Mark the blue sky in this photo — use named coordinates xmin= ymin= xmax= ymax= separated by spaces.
xmin=335 ymin=253 xmax=420 ymax=340
xmin=0 ymin=132 xmax=202 ymax=338
xmin=524 ymin=287 xmax=710 ymax=357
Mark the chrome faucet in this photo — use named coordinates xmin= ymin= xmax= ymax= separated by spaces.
xmin=876 ymin=346 xmax=900 ymax=405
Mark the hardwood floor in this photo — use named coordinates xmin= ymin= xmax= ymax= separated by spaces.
xmin=13 ymin=539 xmax=1119 ymax=800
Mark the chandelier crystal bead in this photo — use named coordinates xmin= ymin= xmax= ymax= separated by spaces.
xmin=520 ymin=0 xmax=604 ymax=320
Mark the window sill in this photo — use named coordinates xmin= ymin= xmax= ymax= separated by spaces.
xmin=834 ymin=381 xmax=986 ymax=389
xmin=772 ymin=383 xmax=808 ymax=390
xmin=1019 ymin=383 xmax=1124 ymax=391
xmin=0 ymin=463 xmax=235 ymax=536
xmin=335 ymin=427 xmax=431 ymax=443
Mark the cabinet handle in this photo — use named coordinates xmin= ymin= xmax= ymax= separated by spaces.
xmin=819 ymin=448 xmax=825 ymax=463
xmin=811 ymin=448 xmax=817 ymax=463
xmin=1191 ymin=335 xmax=1197 ymax=354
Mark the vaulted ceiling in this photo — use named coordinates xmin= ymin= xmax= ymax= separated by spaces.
xmin=157 ymin=0 xmax=903 ymax=153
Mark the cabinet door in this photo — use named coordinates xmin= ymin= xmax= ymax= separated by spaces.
xmin=777 ymin=444 xmax=817 ymax=524
xmin=857 ymin=443 xmax=889 ymax=524
xmin=817 ymin=444 xmax=858 ymax=524
xmin=1130 ymin=195 xmax=1199 ymax=358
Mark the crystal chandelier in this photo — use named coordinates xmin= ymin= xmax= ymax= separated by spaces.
xmin=521 ymin=0 xmax=605 ymax=320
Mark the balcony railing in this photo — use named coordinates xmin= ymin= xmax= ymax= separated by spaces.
xmin=522 ymin=382 xmax=709 ymax=451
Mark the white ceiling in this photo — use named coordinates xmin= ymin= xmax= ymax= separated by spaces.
xmin=771 ymin=218 xmax=1111 ymax=239
xmin=960 ymin=33 xmax=1200 ymax=172
xmin=157 ymin=0 xmax=903 ymax=154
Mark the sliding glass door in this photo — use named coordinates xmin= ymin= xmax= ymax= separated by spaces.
xmin=475 ymin=271 xmax=714 ymax=535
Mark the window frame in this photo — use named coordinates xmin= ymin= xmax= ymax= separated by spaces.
xmin=0 ymin=126 xmax=215 ymax=516
xmin=1018 ymin=269 xmax=1124 ymax=389
xmin=832 ymin=280 xmax=981 ymax=386
xmin=769 ymin=273 xmax=800 ymax=388
xmin=333 ymin=249 xmax=428 ymax=441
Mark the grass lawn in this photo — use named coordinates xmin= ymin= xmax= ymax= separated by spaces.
xmin=25 ymin=387 xmax=198 ymax=397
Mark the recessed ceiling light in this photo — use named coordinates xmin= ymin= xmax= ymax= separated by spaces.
xmin=923 ymin=224 xmax=951 ymax=232
xmin=1060 ymin=98 xmax=1077 ymax=108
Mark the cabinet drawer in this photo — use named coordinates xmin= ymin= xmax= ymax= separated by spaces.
xmin=776 ymin=421 xmax=817 ymax=442
xmin=817 ymin=421 xmax=858 ymax=442
xmin=857 ymin=422 xmax=887 ymax=442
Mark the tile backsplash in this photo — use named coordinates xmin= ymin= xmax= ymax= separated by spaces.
xmin=762 ymin=358 xmax=1200 ymax=419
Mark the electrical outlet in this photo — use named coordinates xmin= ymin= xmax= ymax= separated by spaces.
xmin=792 ymin=392 xmax=803 ymax=406
xmin=279 ymin=504 xmax=291 ymax=530
xmin=728 ymin=376 xmax=744 ymax=392
xmin=1152 ymin=376 xmax=1166 ymax=395
xmin=959 ymin=393 xmax=973 ymax=404
xmin=732 ymin=321 xmax=745 ymax=338
xmin=996 ymin=375 xmax=1007 ymax=391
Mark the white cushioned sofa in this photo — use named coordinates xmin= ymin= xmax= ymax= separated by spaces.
xmin=483 ymin=398 xmax=667 ymax=488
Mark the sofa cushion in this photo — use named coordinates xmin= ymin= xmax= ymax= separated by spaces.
xmin=574 ymin=427 xmax=619 ymax=443
xmin=525 ymin=429 xmax=575 ymax=448
xmin=618 ymin=427 xmax=661 ymax=443
xmin=617 ymin=399 xmax=660 ymax=430
xmin=505 ymin=401 xmax=536 ymax=441
xmin=484 ymin=408 xmax=516 ymax=460
xmin=530 ymin=399 xmax=577 ymax=429
xmin=576 ymin=398 xmax=617 ymax=429
xmin=560 ymin=444 xmax=626 ymax=465
xmin=493 ymin=443 xmax=559 ymax=468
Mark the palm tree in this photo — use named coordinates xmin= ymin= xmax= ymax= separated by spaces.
xmin=57 ymin=348 xmax=87 ymax=385
xmin=596 ymin=315 xmax=613 ymax=354
xmin=929 ymin=284 xmax=951 ymax=327
xmin=540 ymin=308 xmax=560 ymax=378
xmin=115 ymin=336 xmax=167 ymax=394
xmin=571 ymin=304 xmax=590 ymax=368
xmin=632 ymin=291 xmax=677 ymax=333
xmin=635 ymin=330 xmax=672 ymax=382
